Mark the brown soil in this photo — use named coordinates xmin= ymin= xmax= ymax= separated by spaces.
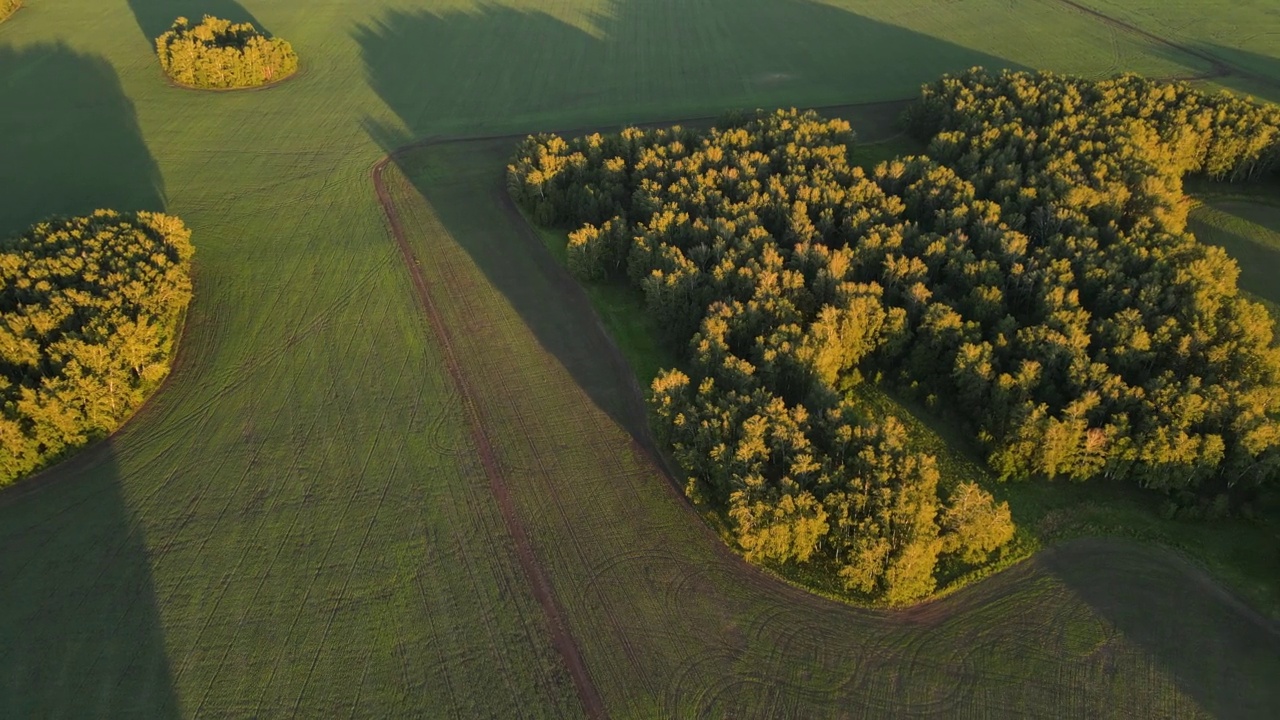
xmin=371 ymin=153 xmax=608 ymax=720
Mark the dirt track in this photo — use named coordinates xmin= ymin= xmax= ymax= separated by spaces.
xmin=371 ymin=152 xmax=608 ymax=719
xmin=367 ymin=58 xmax=1280 ymax=709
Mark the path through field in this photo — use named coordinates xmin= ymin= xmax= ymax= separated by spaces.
xmin=1 ymin=0 xmax=1279 ymax=716
xmin=374 ymin=137 xmax=1280 ymax=717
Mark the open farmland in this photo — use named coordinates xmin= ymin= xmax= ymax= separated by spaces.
xmin=377 ymin=134 xmax=1280 ymax=716
xmin=1062 ymin=0 xmax=1280 ymax=101
xmin=1 ymin=0 xmax=1278 ymax=717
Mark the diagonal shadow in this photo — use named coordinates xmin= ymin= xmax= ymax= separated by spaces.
xmin=354 ymin=0 xmax=1022 ymax=444
xmin=0 ymin=43 xmax=165 ymax=235
xmin=0 ymin=445 xmax=180 ymax=717
xmin=1188 ymin=201 xmax=1280 ymax=306
xmin=125 ymin=0 xmax=267 ymax=46
xmin=0 ymin=44 xmax=177 ymax=715
xmin=1043 ymin=539 xmax=1280 ymax=718
xmin=1199 ymin=43 xmax=1280 ymax=104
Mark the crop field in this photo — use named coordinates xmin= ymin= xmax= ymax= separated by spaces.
xmin=1190 ymin=198 xmax=1280 ymax=307
xmin=379 ymin=135 xmax=1280 ymax=716
xmin=1065 ymin=0 xmax=1280 ymax=100
xmin=0 ymin=0 xmax=1278 ymax=717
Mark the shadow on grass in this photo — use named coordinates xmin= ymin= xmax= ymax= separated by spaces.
xmin=1189 ymin=202 xmax=1280 ymax=306
xmin=0 ymin=445 xmax=179 ymax=717
xmin=1197 ymin=43 xmax=1280 ymax=104
xmin=1044 ymin=539 xmax=1280 ymax=718
xmin=0 ymin=42 xmax=176 ymax=715
xmin=125 ymin=0 xmax=266 ymax=46
xmin=0 ymin=43 xmax=164 ymax=235
xmin=354 ymin=0 xmax=1019 ymax=443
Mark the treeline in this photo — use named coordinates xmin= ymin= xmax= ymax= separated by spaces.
xmin=898 ymin=70 xmax=1280 ymax=506
xmin=0 ymin=0 xmax=20 ymax=23
xmin=508 ymin=71 xmax=1280 ymax=599
xmin=0 ymin=211 xmax=193 ymax=486
xmin=510 ymin=113 xmax=1016 ymax=603
xmin=156 ymin=16 xmax=298 ymax=90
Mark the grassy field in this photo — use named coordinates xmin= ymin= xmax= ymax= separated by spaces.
xmin=384 ymin=134 xmax=1280 ymax=717
xmin=0 ymin=0 xmax=1278 ymax=716
xmin=1068 ymin=0 xmax=1280 ymax=101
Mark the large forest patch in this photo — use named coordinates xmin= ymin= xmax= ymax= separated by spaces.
xmin=374 ymin=130 xmax=1280 ymax=717
xmin=2 ymin=0 xmax=1278 ymax=716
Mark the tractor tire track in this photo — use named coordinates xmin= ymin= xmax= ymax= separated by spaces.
xmin=1049 ymin=0 xmax=1280 ymax=88
xmin=371 ymin=155 xmax=607 ymax=720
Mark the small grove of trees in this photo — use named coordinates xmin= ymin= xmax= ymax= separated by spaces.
xmin=508 ymin=71 xmax=1280 ymax=601
xmin=156 ymin=16 xmax=298 ymax=90
xmin=0 ymin=210 xmax=194 ymax=486
xmin=0 ymin=0 xmax=21 ymax=23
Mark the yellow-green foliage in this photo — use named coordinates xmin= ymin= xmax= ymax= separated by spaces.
xmin=0 ymin=0 xmax=21 ymax=24
xmin=0 ymin=210 xmax=193 ymax=486
xmin=155 ymin=15 xmax=298 ymax=89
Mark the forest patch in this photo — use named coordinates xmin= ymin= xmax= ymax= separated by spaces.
xmin=0 ymin=210 xmax=193 ymax=486
xmin=156 ymin=15 xmax=298 ymax=90
xmin=508 ymin=70 xmax=1280 ymax=603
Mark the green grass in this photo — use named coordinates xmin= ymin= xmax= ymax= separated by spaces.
xmin=1068 ymin=0 xmax=1280 ymax=101
xmin=390 ymin=133 xmax=1280 ymax=718
xmin=0 ymin=0 xmax=1277 ymax=716
xmin=1188 ymin=194 xmax=1280 ymax=307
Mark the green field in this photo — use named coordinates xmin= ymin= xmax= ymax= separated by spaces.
xmin=1190 ymin=196 xmax=1280 ymax=306
xmin=1068 ymin=0 xmax=1280 ymax=101
xmin=2 ymin=0 xmax=1279 ymax=716
xmin=382 ymin=137 xmax=1280 ymax=716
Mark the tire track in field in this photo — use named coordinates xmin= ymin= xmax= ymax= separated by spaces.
xmin=433 ymin=254 xmax=659 ymax=702
xmin=398 ymin=191 xmax=653 ymax=682
xmin=372 ymin=156 xmax=607 ymax=720
xmin=384 ymin=172 xmax=587 ymax=718
xmin=1048 ymin=0 xmax=1280 ymax=88
xmin=249 ymin=286 xmax=396 ymax=715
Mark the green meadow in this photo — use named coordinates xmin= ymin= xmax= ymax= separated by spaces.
xmin=1 ymin=0 xmax=1278 ymax=716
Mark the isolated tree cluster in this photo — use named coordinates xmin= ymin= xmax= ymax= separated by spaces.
xmin=509 ymin=70 xmax=1280 ymax=600
xmin=156 ymin=15 xmax=298 ymax=89
xmin=0 ymin=211 xmax=193 ymax=486
xmin=0 ymin=0 xmax=20 ymax=24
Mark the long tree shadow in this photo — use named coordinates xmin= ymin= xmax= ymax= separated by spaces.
xmin=355 ymin=3 xmax=1280 ymax=715
xmin=125 ymin=0 xmax=266 ymax=46
xmin=1198 ymin=43 xmax=1280 ymax=103
xmin=0 ymin=43 xmax=164 ymax=235
xmin=0 ymin=444 xmax=179 ymax=717
xmin=355 ymin=0 xmax=1022 ymax=444
xmin=1043 ymin=539 xmax=1280 ymax=718
xmin=0 ymin=43 xmax=178 ymax=715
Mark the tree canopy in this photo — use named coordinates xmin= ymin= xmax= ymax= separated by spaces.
xmin=0 ymin=210 xmax=193 ymax=486
xmin=508 ymin=70 xmax=1280 ymax=601
xmin=155 ymin=15 xmax=298 ymax=90
xmin=0 ymin=1 xmax=21 ymax=24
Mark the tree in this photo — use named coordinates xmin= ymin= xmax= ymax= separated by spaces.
xmin=0 ymin=211 xmax=194 ymax=487
xmin=155 ymin=16 xmax=299 ymax=90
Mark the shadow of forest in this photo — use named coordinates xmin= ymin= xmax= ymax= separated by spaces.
xmin=1045 ymin=540 xmax=1280 ymax=718
xmin=0 ymin=43 xmax=164 ymax=235
xmin=354 ymin=0 xmax=1019 ymax=443
xmin=0 ymin=39 xmax=177 ymax=716
xmin=1201 ymin=43 xmax=1280 ymax=104
xmin=0 ymin=446 xmax=178 ymax=717
xmin=125 ymin=0 xmax=266 ymax=46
